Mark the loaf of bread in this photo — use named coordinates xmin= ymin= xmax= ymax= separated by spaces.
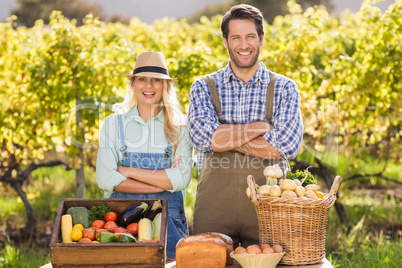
xmin=197 ymin=232 xmax=234 ymax=265
xmin=175 ymin=235 xmax=227 ymax=268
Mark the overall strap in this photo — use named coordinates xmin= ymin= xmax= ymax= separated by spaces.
xmin=117 ymin=115 xmax=127 ymax=157
xmin=202 ymin=75 xmax=222 ymax=121
xmin=265 ymin=72 xmax=280 ymax=122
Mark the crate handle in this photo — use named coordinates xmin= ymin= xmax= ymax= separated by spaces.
xmin=247 ymin=175 xmax=259 ymax=205
xmin=324 ymin=175 xmax=341 ymax=201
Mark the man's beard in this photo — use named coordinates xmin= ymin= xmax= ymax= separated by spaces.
xmin=228 ymin=45 xmax=260 ymax=70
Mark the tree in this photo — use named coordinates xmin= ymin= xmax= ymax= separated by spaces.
xmin=10 ymin=0 xmax=105 ymax=27
xmin=0 ymin=12 xmax=131 ymax=236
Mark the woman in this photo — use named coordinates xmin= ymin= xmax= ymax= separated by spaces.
xmin=96 ymin=51 xmax=193 ymax=260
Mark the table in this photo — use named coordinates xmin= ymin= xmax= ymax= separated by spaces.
xmin=42 ymin=258 xmax=333 ymax=268
xmin=166 ymin=258 xmax=333 ymax=268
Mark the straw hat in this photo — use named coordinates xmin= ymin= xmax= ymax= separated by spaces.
xmin=126 ymin=51 xmax=177 ymax=80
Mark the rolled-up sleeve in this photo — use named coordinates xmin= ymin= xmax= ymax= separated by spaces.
xmin=263 ymin=79 xmax=303 ymax=160
xmin=96 ymin=115 xmax=127 ymax=197
xmin=164 ymin=127 xmax=194 ymax=192
xmin=187 ymin=79 xmax=221 ymax=153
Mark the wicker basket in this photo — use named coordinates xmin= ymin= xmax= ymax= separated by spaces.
xmin=247 ymin=175 xmax=341 ymax=265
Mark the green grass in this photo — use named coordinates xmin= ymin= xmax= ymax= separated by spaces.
xmin=0 ymin=239 xmax=51 ymax=268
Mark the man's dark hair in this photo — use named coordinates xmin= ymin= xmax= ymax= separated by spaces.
xmin=221 ymin=4 xmax=265 ymax=40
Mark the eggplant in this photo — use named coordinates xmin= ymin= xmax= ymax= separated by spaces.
xmin=118 ymin=202 xmax=149 ymax=227
xmin=144 ymin=200 xmax=162 ymax=221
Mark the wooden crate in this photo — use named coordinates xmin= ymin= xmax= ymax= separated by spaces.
xmin=50 ymin=198 xmax=168 ymax=267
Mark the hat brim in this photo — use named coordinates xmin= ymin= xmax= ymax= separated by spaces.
xmin=126 ymin=72 xmax=177 ymax=81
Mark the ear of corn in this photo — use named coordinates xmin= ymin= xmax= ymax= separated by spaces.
xmin=61 ymin=214 xmax=73 ymax=243
xmin=138 ymin=218 xmax=154 ymax=242
xmin=152 ymin=213 xmax=162 ymax=241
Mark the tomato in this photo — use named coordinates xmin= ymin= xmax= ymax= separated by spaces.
xmin=113 ymin=227 xmax=128 ymax=237
xmin=126 ymin=222 xmax=139 ymax=236
xmin=92 ymin=220 xmax=105 ymax=229
xmin=78 ymin=238 xmax=92 ymax=243
xmin=105 ymin=211 xmax=118 ymax=222
xmin=104 ymin=221 xmax=118 ymax=230
xmin=82 ymin=228 xmax=96 ymax=241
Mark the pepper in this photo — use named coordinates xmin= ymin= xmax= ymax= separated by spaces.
xmin=97 ymin=232 xmax=119 ymax=243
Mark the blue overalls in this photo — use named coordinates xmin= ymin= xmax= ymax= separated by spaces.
xmin=110 ymin=115 xmax=188 ymax=260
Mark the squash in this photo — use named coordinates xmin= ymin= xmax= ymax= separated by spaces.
xmin=61 ymin=214 xmax=73 ymax=243
xmin=71 ymin=228 xmax=83 ymax=242
xmin=72 ymin=224 xmax=84 ymax=232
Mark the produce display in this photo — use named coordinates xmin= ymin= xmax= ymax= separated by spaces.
xmin=60 ymin=201 xmax=162 ymax=244
xmin=256 ymin=166 xmax=325 ymax=199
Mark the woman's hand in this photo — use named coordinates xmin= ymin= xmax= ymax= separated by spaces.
xmin=117 ymin=165 xmax=131 ymax=178
xmin=171 ymin=156 xmax=182 ymax=168
xmin=117 ymin=156 xmax=181 ymax=178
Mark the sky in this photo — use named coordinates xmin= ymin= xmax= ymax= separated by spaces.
xmin=0 ymin=0 xmax=397 ymax=23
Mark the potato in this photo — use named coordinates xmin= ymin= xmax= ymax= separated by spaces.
xmin=295 ymin=185 xmax=305 ymax=197
xmin=305 ymin=190 xmax=317 ymax=199
xmin=293 ymin=179 xmax=302 ymax=187
xmin=258 ymin=185 xmax=271 ymax=195
xmin=305 ymin=184 xmax=318 ymax=193
xmin=280 ymin=179 xmax=297 ymax=191
xmin=269 ymin=185 xmax=282 ymax=197
xmin=281 ymin=190 xmax=297 ymax=198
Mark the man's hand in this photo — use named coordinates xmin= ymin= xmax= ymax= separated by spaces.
xmin=212 ymin=121 xmax=273 ymax=152
xmin=236 ymin=136 xmax=281 ymax=159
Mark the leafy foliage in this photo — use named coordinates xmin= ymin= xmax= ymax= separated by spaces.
xmin=286 ymin=169 xmax=318 ymax=186
xmin=88 ymin=203 xmax=112 ymax=222
xmin=0 ymin=0 xmax=400 ymax=186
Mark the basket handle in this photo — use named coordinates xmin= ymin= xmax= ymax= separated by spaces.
xmin=247 ymin=175 xmax=259 ymax=205
xmin=324 ymin=175 xmax=341 ymax=200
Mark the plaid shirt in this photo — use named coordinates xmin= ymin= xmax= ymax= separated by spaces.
xmin=188 ymin=62 xmax=303 ymax=174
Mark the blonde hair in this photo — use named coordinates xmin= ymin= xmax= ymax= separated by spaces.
xmin=112 ymin=78 xmax=183 ymax=153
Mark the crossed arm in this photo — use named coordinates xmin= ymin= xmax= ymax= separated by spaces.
xmin=114 ymin=156 xmax=182 ymax=193
xmin=211 ymin=121 xmax=281 ymax=159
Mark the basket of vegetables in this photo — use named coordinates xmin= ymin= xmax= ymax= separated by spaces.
xmin=246 ymin=167 xmax=341 ymax=266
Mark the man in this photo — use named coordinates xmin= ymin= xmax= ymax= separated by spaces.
xmin=187 ymin=4 xmax=303 ymax=247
